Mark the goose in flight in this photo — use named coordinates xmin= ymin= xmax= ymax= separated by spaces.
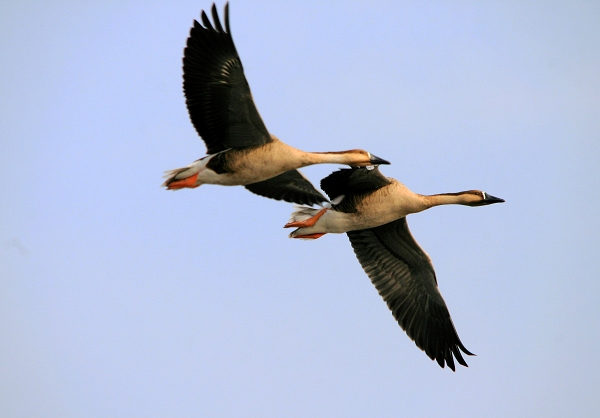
xmin=162 ymin=3 xmax=389 ymax=205
xmin=284 ymin=166 xmax=504 ymax=370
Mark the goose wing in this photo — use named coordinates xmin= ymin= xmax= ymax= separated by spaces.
xmin=320 ymin=166 xmax=392 ymax=213
xmin=346 ymin=217 xmax=473 ymax=371
xmin=183 ymin=3 xmax=271 ymax=154
xmin=320 ymin=167 xmax=391 ymax=200
xmin=245 ymin=170 xmax=328 ymax=206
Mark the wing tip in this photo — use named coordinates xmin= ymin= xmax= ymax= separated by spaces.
xmin=193 ymin=3 xmax=230 ymax=35
xmin=430 ymin=340 xmax=475 ymax=371
xmin=224 ymin=2 xmax=231 ymax=34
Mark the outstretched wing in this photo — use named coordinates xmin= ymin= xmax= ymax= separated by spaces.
xmin=320 ymin=166 xmax=391 ymax=200
xmin=320 ymin=166 xmax=392 ymax=213
xmin=245 ymin=170 xmax=328 ymax=206
xmin=347 ymin=217 xmax=474 ymax=371
xmin=183 ymin=3 xmax=271 ymax=154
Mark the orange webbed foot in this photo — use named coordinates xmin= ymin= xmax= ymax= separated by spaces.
xmin=166 ymin=173 xmax=200 ymax=190
xmin=292 ymin=233 xmax=326 ymax=239
xmin=284 ymin=208 xmax=328 ymax=228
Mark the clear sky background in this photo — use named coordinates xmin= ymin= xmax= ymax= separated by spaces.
xmin=1 ymin=1 xmax=599 ymax=417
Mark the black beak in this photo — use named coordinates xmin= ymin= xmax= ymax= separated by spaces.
xmin=369 ymin=154 xmax=390 ymax=165
xmin=484 ymin=194 xmax=505 ymax=204
xmin=471 ymin=193 xmax=505 ymax=206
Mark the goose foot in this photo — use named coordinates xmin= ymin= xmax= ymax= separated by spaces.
xmin=166 ymin=173 xmax=200 ymax=190
xmin=291 ymin=233 xmax=326 ymax=239
xmin=284 ymin=208 xmax=328 ymax=228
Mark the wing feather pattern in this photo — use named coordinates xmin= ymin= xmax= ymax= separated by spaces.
xmin=183 ymin=3 xmax=271 ymax=154
xmin=245 ymin=170 xmax=328 ymax=206
xmin=347 ymin=217 xmax=474 ymax=370
xmin=320 ymin=167 xmax=391 ymax=200
xmin=320 ymin=167 xmax=392 ymax=213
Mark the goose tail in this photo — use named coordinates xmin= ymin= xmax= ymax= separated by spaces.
xmin=286 ymin=205 xmax=321 ymax=225
xmin=161 ymin=164 xmax=201 ymax=190
xmin=285 ymin=194 xmax=342 ymax=224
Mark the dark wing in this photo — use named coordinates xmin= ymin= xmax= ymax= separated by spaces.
xmin=320 ymin=167 xmax=391 ymax=200
xmin=320 ymin=166 xmax=392 ymax=213
xmin=183 ymin=3 xmax=271 ymax=154
xmin=245 ymin=170 xmax=328 ymax=206
xmin=347 ymin=217 xmax=474 ymax=371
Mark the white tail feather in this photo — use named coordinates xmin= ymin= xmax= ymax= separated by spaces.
xmin=287 ymin=205 xmax=321 ymax=224
xmin=286 ymin=194 xmax=345 ymax=222
xmin=161 ymin=157 xmax=209 ymax=188
xmin=161 ymin=167 xmax=190 ymax=187
xmin=161 ymin=155 xmax=217 ymax=188
xmin=162 ymin=168 xmax=185 ymax=179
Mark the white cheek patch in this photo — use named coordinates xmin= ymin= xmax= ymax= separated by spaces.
xmin=482 ymin=192 xmax=488 ymax=199
xmin=366 ymin=165 xmax=374 ymax=170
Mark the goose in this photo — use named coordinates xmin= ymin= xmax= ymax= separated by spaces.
xmin=284 ymin=166 xmax=504 ymax=370
xmin=162 ymin=3 xmax=389 ymax=205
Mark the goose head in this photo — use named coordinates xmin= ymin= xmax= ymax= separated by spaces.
xmin=460 ymin=190 xmax=505 ymax=206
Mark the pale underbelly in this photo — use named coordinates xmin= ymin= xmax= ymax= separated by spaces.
xmin=198 ymin=167 xmax=287 ymax=186
xmin=315 ymin=209 xmax=406 ymax=234
xmin=193 ymin=148 xmax=300 ymax=186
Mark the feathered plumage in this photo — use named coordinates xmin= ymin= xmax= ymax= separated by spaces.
xmin=163 ymin=4 xmax=389 ymax=206
xmin=285 ymin=166 xmax=504 ymax=370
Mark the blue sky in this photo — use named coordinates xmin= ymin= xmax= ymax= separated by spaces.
xmin=1 ymin=1 xmax=599 ymax=416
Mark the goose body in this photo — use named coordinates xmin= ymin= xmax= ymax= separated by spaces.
xmin=162 ymin=4 xmax=389 ymax=205
xmin=287 ymin=179 xmax=430 ymax=235
xmin=285 ymin=167 xmax=504 ymax=370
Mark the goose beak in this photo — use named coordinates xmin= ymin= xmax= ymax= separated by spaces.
xmin=469 ymin=192 xmax=505 ymax=206
xmin=484 ymin=194 xmax=505 ymax=204
xmin=369 ymin=154 xmax=390 ymax=165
